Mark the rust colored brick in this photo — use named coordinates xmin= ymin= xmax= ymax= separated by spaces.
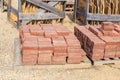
xmin=52 ymin=56 xmax=66 ymax=64
xmin=22 ymin=42 xmax=38 ymax=50
xmin=39 ymin=50 xmax=53 ymax=57
xmin=67 ymin=57 xmax=82 ymax=64
xmin=38 ymin=56 xmax=52 ymax=65
xmin=54 ymin=25 xmax=70 ymax=36
xmin=101 ymin=22 xmax=114 ymax=31
xmin=54 ymin=48 xmax=67 ymax=53
xmin=115 ymin=27 xmax=120 ymax=33
xmin=44 ymin=30 xmax=58 ymax=38
xmin=64 ymin=33 xmax=77 ymax=40
xmin=54 ymin=52 xmax=67 ymax=56
xmin=22 ymin=50 xmax=38 ymax=65
xmin=89 ymin=26 xmax=103 ymax=36
xmin=104 ymin=51 xmax=116 ymax=58
xmin=115 ymin=51 xmax=120 ymax=58
xmin=38 ymin=42 xmax=53 ymax=50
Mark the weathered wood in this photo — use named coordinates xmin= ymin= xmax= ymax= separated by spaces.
xmin=76 ymin=0 xmax=120 ymax=25
xmin=7 ymin=0 xmax=66 ymax=27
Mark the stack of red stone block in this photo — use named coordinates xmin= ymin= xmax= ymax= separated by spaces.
xmin=75 ymin=22 xmax=120 ymax=60
xmin=19 ymin=24 xmax=86 ymax=65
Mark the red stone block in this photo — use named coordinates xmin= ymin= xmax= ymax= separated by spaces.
xmin=67 ymin=48 xmax=82 ymax=53
xmin=39 ymin=50 xmax=53 ymax=57
xmin=29 ymin=25 xmax=44 ymax=36
xmin=42 ymin=25 xmax=55 ymax=31
xmin=91 ymin=38 xmax=105 ymax=49
xmin=54 ymin=52 xmax=67 ymax=56
xmin=92 ymin=49 xmax=104 ymax=54
xmin=105 ymin=45 xmax=117 ymax=52
xmin=22 ymin=54 xmax=38 ymax=59
xmin=100 ymin=30 xmax=113 ymax=36
xmin=52 ymin=36 xmax=67 ymax=48
xmin=40 ymin=24 xmax=52 ymax=27
xmin=80 ymin=49 xmax=86 ymax=57
xmin=115 ymin=27 xmax=120 ymax=33
xmin=54 ymin=48 xmax=67 ymax=53
xmin=114 ymin=24 xmax=120 ymax=28
xmin=116 ymin=51 xmax=120 ymax=58
xmin=52 ymin=36 xmax=65 ymax=42
xmin=22 ymin=50 xmax=38 ymax=55
xmin=38 ymin=56 xmax=52 ymax=65
xmin=100 ymin=36 xmax=117 ymax=45
xmin=22 ymin=50 xmax=38 ymax=65
xmin=89 ymin=26 xmax=103 ymax=36
xmin=104 ymin=51 xmax=116 ymax=58
xmin=64 ymin=33 xmax=77 ymax=39
xmin=22 ymin=36 xmax=38 ymax=43
xmin=22 ymin=59 xmax=37 ymax=65
xmin=87 ymin=53 xmax=104 ymax=60
xmin=44 ymin=30 xmax=58 ymax=38
xmin=22 ymin=33 xmax=31 ymax=38
xmin=101 ymin=22 xmax=114 ymax=31
xmin=54 ymin=25 xmax=70 ymax=36
xmin=22 ymin=42 xmax=38 ymax=50
xmin=52 ymin=56 xmax=66 ymax=64
xmin=29 ymin=25 xmax=41 ymax=29
xmin=68 ymin=52 xmax=81 ymax=57
xmin=21 ymin=25 xmax=30 ymax=33
xmin=38 ymin=37 xmax=51 ymax=42
xmin=111 ymin=30 xmax=120 ymax=36
xmin=117 ymin=44 xmax=120 ymax=51
xmin=30 ymin=29 xmax=44 ymax=36
xmin=38 ymin=42 xmax=53 ymax=50
xmin=38 ymin=37 xmax=51 ymax=44
xmin=66 ymin=38 xmax=81 ymax=47
xmin=67 ymin=57 xmax=82 ymax=64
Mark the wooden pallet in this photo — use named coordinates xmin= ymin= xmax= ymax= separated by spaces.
xmin=8 ymin=0 xmax=66 ymax=27
xmin=87 ymin=56 xmax=120 ymax=66
xmin=75 ymin=0 xmax=120 ymax=25
xmin=14 ymin=38 xmax=92 ymax=68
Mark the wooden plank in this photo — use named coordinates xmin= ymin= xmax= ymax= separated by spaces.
xmin=26 ymin=0 xmax=65 ymax=17
xmin=76 ymin=0 xmax=120 ymax=25
xmin=19 ymin=13 xmax=62 ymax=20
xmin=87 ymin=13 xmax=120 ymax=21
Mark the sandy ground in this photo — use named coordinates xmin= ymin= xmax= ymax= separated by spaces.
xmin=0 ymin=12 xmax=120 ymax=80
